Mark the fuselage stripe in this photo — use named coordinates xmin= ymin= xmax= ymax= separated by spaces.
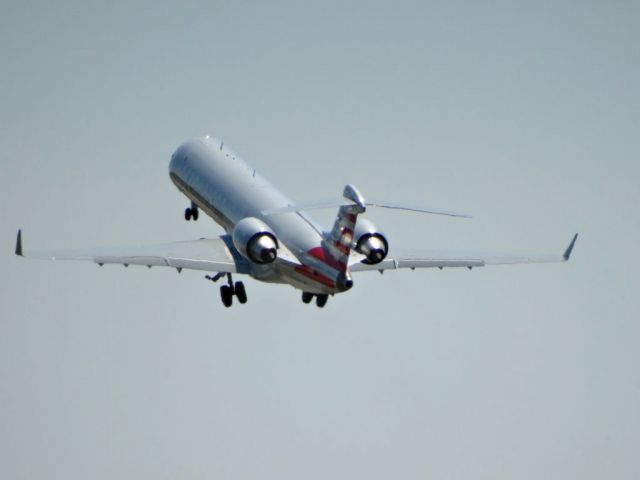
xmin=294 ymin=265 xmax=336 ymax=288
xmin=307 ymin=246 xmax=347 ymax=272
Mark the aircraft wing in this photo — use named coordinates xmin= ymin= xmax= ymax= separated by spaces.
xmin=14 ymin=230 xmax=250 ymax=274
xmin=350 ymin=234 xmax=578 ymax=272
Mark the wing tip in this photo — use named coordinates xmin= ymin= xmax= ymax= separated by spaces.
xmin=563 ymin=233 xmax=578 ymax=261
xmin=15 ymin=229 xmax=23 ymax=256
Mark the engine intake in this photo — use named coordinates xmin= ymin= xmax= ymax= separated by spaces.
xmin=353 ymin=218 xmax=389 ymax=265
xmin=232 ymin=217 xmax=279 ymax=264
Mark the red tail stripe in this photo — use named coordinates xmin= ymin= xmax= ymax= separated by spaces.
xmin=333 ymin=241 xmax=350 ymax=255
xmin=307 ymin=246 xmax=346 ymax=271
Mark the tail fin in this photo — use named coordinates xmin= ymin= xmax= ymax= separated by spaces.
xmin=322 ymin=185 xmax=366 ymax=272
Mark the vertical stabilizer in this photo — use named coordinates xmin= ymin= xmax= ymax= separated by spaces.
xmin=322 ymin=185 xmax=366 ymax=272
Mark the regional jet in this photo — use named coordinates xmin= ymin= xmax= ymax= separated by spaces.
xmin=15 ymin=136 xmax=577 ymax=307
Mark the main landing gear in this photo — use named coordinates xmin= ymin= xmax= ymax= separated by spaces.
xmin=206 ymin=273 xmax=247 ymax=308
xmin=302 ymin=292 xmax=329 ymax=308
xmin=185 ymin=202 xmax=199 ymax=221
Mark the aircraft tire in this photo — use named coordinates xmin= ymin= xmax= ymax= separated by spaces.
xmin=192 ymin=208 xmax=198 ymax=221
xmin=235 ymin=282 xmax=247 ymax=304
xmin=302 ymin=292 xmax=313 ymax=304
xmin=185 ymin=208 xmax=192 ymax=221
xmin=316 ymin=294 xmax=328 ymax=308
xmin=220 ymin=285 xmax=233 ymax=307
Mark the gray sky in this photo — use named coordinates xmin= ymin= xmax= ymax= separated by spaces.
xmin=2 ymin=1 xmax=639 ymax=478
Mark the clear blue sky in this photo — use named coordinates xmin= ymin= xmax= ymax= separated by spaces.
xmin=2 ymin=1 xmax=639 ymax=478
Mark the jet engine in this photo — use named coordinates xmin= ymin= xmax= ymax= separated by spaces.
xmin=353 ymin=218 xmax=389 ymax=265
xmin=232 ymin=217 xmax=279 ymax=264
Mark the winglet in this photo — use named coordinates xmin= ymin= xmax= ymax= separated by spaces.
xmin=15 ymin=229 xmax=23 ymax=256
xmin=563 ymin=233 xmax=578 ymax=261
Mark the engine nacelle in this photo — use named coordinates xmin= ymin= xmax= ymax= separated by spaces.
xmin=353 ymin=218 xmax=389 ymax=265
xmin=232 ymin=217 xmax=279 ymax=264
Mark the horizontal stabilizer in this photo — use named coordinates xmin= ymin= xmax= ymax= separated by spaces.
xmin=263 ymin=199 xmax=471 ymax=218
xmin=365 ymin=199 xmax=472 ymax=218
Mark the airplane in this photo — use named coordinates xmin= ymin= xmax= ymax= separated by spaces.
xmin=15 ymin=135 xmax=578 ymax=308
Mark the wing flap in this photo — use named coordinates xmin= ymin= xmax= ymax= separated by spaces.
xmin=350 ymin=254 xmax=485 ymax=272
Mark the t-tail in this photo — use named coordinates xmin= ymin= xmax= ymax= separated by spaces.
xmin=323 ymin=184 xmax=366 ymax=273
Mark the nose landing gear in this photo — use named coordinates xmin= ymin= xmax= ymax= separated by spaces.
xmin=185 ymin=202 xmax=199 ymax=221
xmin=206 ymin=273 xmax=247 ymax=307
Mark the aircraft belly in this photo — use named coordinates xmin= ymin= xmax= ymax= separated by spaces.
xmin=170 ymin=172 xmax=233 ymax=232
xmin=239 ymin=257 xmax=334 ymax=294
xmin=275 ymin=263 xmax=337 ymax=294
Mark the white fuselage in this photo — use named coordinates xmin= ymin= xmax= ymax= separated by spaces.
xmin=169 ymin=136 xmax=351 ymax=294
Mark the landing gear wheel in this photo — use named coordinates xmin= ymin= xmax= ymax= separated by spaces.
xmin=316 ymin=294 xmax=328 ymax=308
xmin=302 ymin=292 xmax=313 ymax=304
xmin=235 ymin=281 xmax=247 ymax=304
xmin=220 ymin=285 xmax=233 ymax=307
xmin=184 ymin=203 xmax=199 ymax=221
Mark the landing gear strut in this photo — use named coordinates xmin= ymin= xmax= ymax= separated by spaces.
xmin=184 ymin=202 xmax=199 ymax=221
xmin=301 ymin=292 xmax=329 ymax=308
xmin=206 ymin=273 xmax=247 ymax=307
